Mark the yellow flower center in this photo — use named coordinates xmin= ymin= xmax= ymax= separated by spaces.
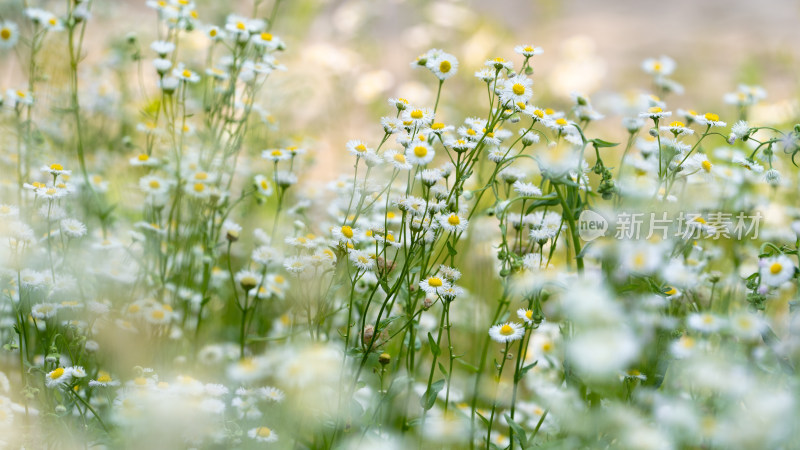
xmin=151 ymin=310 xmax=165 ymax=320
xmin=653 ymin=62 xmax=662 ymax=72
xmin=525 ymin=310 xmax=533 ymax=319
xmin=260 ymin=32 xmax=273 ymax=41
xmin=393 ymin=153 xmax=406 ymax=163
xmin=410 ymin=110 xmax=423 ymax=119
xmin=0 ymin=28 xmax=11 ymax=40
xmin=97 ymin=372 xmax=112 ymax=383
xmin=413 ymin=146 xmax=427 ymax=157
xmin=50 ymin=368 xmax=65 ymax=379
xmin=48 ymin=18 xmax=57 ymax=26
xmin=664 ymin=286 xmax=677 ymax=295
xmin=354 ymin=144 xmax=367 ymax=152
xmin=524 ymin=45 xmax=533 ymax=52
xmin=439 ymin=60 xmax=451 ymax=73
xmin=138 ymin=154 xmax=149 ymax=161
xmin=194 ymin=172 xmax=208 ymax=181
xmin=182 ymin=69 xmax=192 ymax=78
xmin=701 ymin=160 xmax=712 ymax=172
xmin=193 ymin=183 xmax=205 ymax=192
xmin=260 ymin=180 xmax=269 ymax=190
xmin=649 ymin=106 xmax=662 ymax=113
xmin=512 ymin=83 xmax=525 ymax=96
xmin=428 ymin=277 xmax=443 ymax=287
xmin=209 ymin=28 xmax=217 ymax=37
xmin=341 ymin=225 xmax=354 ymax=238
xmin=431 ymin=122 xmax=444 ymax=130
xmin=257 ymin=427 xmax=272 ymax=438
xmin=670 ymin=121 xmax=684 ymax=128
xmin=148 ymin=180 xmax=161 ymax=189
xmin=534 ymin=109 xmax=544 ymax=118
xmin=447 ymin=214 xmax=460 ymax=226
xmin=704 ymin=112 xmax=719 ymax=121
xmin=236 ymin=21 xmax=246 ymax=30
xmin=770 ymin=262 xmax=783 ymax=274
xmin=50 ymin=163 xmax=63 ymax=171
xmin=45 ymin=188 xmax=57 ymax=196
xmin=499 ymin=324 xmax=514 ymax=336
xmin=555 ymin=118 xmax=568 ymax=126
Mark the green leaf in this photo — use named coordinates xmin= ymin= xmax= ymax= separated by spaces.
xmin=446 ymin=240 xmax=458 ymax=257
xmin=420 ymin=379 xmax=445 ymax=410
xmin=455 ymin=358 xmax=480 ymax=373
xmin=476 ymin=410 xmax=490 ymax=427
xmin=438 ymin=362 xmax=448 ymax=376
xmin=378 ymin=314 xmax=404 ymax=331
xmin=516 ymin=360 xmax=538 ymax=382
xmin=428 ymin=332 xmax=441 ymax=357
xmin=591 ymin=138 xmax=620 ymax=148
xmin=504 ymin=414 xmax=529 ymax=448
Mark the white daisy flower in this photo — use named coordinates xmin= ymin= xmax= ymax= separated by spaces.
xmin=759 ymin=254 xmax=795 ymax=287
xmin=419 ymin=276 xmax=451 ymax=295
xmin=45 ymin=367 xmax=73 ymax=388
xmin=0 ymin=22 xmax=19 ymax=48
xmin=513 ymin=180 xmax=542 ymax=197
xmin=517 ymin=308 xmax=535 ymax=324
xmin=426 ymin=52 xmax=458 ymax=80
xmin=514 ymin=44 xmax=543 ymax=58
xmin=406 ymin=143 xmax=435 ymax=166
xmin=488 ymin=322 xmax=525 ymax=343
xmin=437 ymin=213 xmax=468 ymax=233
xmin=248 ymin=427 xmax=278 ymax=443
xmin=687 ymin=313 xmax=726 ymax=334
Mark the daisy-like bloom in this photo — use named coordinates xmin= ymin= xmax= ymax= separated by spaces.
xmin=406 ymin=143 xmax=435 ymax=166
xmin=512 ymin=180 xmax=542 ymax=197
xmin=759 ymin=254 xmax=795 ymax=287
xmin=88 ymin=370 xmax=121 ymax=387
xmin=150 ymin=40 xmax=175 ymax=56
xmin=514 ymin=44 xmax=543 ymax=58
xmin=345 ymin=140 xmax=373 ymax=158
xmin=517 ymin=308 xmax=535 ymax=324
xmin=32 ymin=303 xmax=59 ymax=319
xmin=253 ymin=31 xmax=282 ymax=50
xmin=253 ymin=174 xmax=274 ymax=196
xmin=729 ymin=120 xmax=751 ymax=142
xmin=45 ymin=367 xmax=73 ymax=388
xmin=547 ymin=117 xmax=576 ymax=134
xmin=139 ymin=174 xmax=170 ymax=197
xmin=438 ymin=265 xmax=462 ymax=281
xmin=402 ymin=107 xmax=433 ymax=128
xmin=419 ymin=276 xmax=451 ymax=295
xmin=660 ymin=121 xmax=694 ymax=137
xmin=485 ymin=57 xmax=513 ymax=71
xmin=731 ymin=155 xmax=764 ymax=173
xmin=173 ymin=65 xmax=200 ymax=83
xmin=260 ymin=386 xmax=285 ymax=402
xmin=152 ymin=58 xmax=172 ymax=75
xmin=235 ymin=270 xmax=261 ymax=292
xmin=489 ymin=322 xmax=525 ymax=343
xmin=620 ymin=369 xmax=647 ymax=382
xmin=474 ymin=68 xmax=496 ymax=83
xmin=388 ymin=97 xmax=410 ymax=111
xmin=438 ymin=212 xmax=468 ymax=233
xmin=0 ymin=204 xmax=19 ymax=217
xmin=723 ymin=84 xmax=767 ymax=107
xmin=262 ymin=148 xmax=292 ymax=163
xmin=332 ymin=224 xmax=360 ymax=246
xmin=41 ymin=163 xmax=71 ymax=178
xmin=729 ymin=312 xmax=766 ymax=340
xmin=70 ymin=366 xmax=87 ymax=379
xmin=61 ymin=218 xmax=87 ymax=238
xmin=248 ymin=427 xmax=278 ymax=443
xmin=418 ymin=168 xmax=442 ymax=186
xmin=222 ymin=220 xmax=242 ymax=242
xmin=130 ymin=153 xmax=160 ymax=166
xmin=6 ymin=88 xmax=33 ymax=106
xmin=693 ymin=112 xmax=726 ymax=128
xmin=0 ymin=21 xmax=19 ymax=48
xmin=439 ymin=284 xmax=464 ymax=302
xmin=252 ymin=245 xmax=278 ymax=265
xmin=687 ymin=313 xmax=726 ymax=334
xmin=426 ymin=52 xmax=458 ymax=80
xmin=204 ymin=24 xmax=225 ymax=41
xmin=500 ymin=75 xmax=533 ymax=105
xmin=384 ymin=149 xmax=413 ymax=171
xmin=184 ymin=181 xmax=211 ymax=199
xmin=641 ymin=55 xmax=676 ymax=76
xmin=764 ymin=168 xmax=781 ymax=187
xmin=36 ymin=185 xmax=68 ymax=201
xmin=639 ymin=106 xmax=672 ymax=121
xmin=349 ymin=249 xmax=375 ymax=271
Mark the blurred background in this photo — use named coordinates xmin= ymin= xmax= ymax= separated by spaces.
xmin=2 ymin=0 xmax=799 ymax=178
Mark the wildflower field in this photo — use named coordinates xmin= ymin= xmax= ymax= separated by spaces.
xmin=1 ymin=0 xmax=800 ymax=448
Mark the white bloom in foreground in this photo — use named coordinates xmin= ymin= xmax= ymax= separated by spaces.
xmin=45 ymin=367 xmax=73 ymax=388
xmin=248 ymin=426 xmax=278 ymax=442
xmin=759 ymin=254 xmax=795 ymax=287
xmin=567 ymin=328 xmax=639 ymax=379
xmin=488 ymin=322 xmax=525 ymax=343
